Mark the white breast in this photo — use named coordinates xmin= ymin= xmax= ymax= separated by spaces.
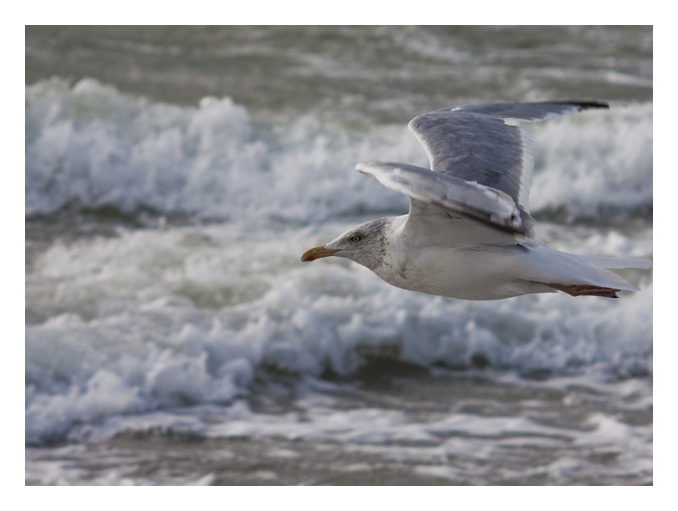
xmin=374 ymin=243 xmax=549 ymax=300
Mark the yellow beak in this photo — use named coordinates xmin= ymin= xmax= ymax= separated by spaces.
xmin=300 ymin=245 xmax=339 ymax=262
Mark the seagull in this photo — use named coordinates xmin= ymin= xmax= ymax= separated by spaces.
xmin=301 ymin=101 xmax=650 ymax=300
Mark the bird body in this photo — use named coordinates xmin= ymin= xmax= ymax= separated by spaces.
xmin=301 ymin=101 xmax=650 ymax=300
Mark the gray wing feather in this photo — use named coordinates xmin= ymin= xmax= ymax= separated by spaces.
xmin=434 ymin=100 xmax=609 ymax=122
xmin=357 ymin=101 xmax=609 ymax=240
xmin=408 ymin=100 xmax=609 ymax=210
xmin=356 ymin=161 xmax=524 ymax=235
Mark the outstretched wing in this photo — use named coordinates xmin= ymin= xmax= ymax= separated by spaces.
xmin=357 ymin=101 xmax=609 ymax=243
xmin=408 ymin=100 xmax=609 ymax=212
xmin=357 ymin=161 xmax=521 ymax=232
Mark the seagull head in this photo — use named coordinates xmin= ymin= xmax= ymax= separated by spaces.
xmin=300 ymin=218 xmax=392 ymax=271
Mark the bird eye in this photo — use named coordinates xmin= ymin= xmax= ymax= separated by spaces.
xmin=351 ymin=235 xmax=362 ymax=242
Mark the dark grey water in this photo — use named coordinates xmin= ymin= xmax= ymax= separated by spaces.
xmin=26 ymin=367 xmax=653 ymax=485
xmin=26 ymin=26 xmax=652 ymax=118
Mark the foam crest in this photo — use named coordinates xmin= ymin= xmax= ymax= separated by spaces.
xmin=25 ymin=78 xmax=410 ymax=223
xmin=26 ymin=79 xmax=651 ymax=224
xmin=26 ymin=222 xmax=652 ymax=444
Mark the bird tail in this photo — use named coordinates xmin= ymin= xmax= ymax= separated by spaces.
xmin=552 ymin=255 xmax=650 ymax=297
xmin=574 ymin=254 xmax=652 ymax=271
xmin=524 ymin=246 xmax=651 ymax=298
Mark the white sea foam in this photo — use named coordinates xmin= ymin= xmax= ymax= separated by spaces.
xmin=26 ymin=218 xmax=651 ymax=444
xmin=26 ymin=79 xmax=652 ymax=222
xmin=25 ymin=78 xmax=411 ymax=223
xmin=530 ymin=103 xmax=653 ymax=216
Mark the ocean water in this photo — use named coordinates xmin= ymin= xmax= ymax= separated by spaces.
xmin=25 ymin=26 xmax=653 ymax=485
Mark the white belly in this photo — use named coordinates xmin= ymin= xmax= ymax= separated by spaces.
xmin=373 ymin=245 xmax=551 ymax=300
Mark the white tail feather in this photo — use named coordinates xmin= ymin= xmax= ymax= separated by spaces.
xmin=577 ymin=254 xmax=651 ymax=270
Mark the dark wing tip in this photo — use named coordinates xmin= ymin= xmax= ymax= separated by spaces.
xmin=558 ymin=100 xmax=610 ymax=111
